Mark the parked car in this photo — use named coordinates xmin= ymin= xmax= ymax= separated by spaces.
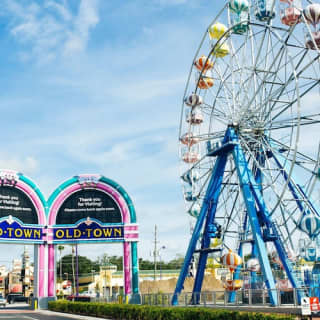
xmin=0 ymin=294 xmax=6 ymax=307
xmin=66 ymin=295 xmax=91 ymax=302
xmin=6 ymin=293 xmax=28 ymax=304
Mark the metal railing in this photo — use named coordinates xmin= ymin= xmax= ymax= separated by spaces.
xmin=140 ymin=287 xmax=318 ymax=307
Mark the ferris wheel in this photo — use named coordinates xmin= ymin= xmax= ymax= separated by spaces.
xmin=174 ymin=0 xmax=320 ymax=306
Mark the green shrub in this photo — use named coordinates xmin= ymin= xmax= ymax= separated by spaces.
xmin=48 ymin=300 xmax=294 ymax=320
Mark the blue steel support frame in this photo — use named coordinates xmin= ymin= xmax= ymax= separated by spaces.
xmin=192 ymin=159 xmax=230 ymax=304
xmin=191 ymin=198 xmax=223 ymax=304
xmin=230 ymin=129 xmax=279 ymax=306
xmin=228 ymin=149 xmax=262 ymax=303
xmin=174 ymin=127 xmax=307 ymax=306
xmin=251 ymin=151 xmax=265 ymax=287
xmin=272 ymin=153 xmax=305 ymax=214
xmin=233 ymin=136 xmax=304 ymax=303
xmin=171 ymin=131 xmax=230 ymax=306
xmin=228 ymin=212 xmax=248 ymax=303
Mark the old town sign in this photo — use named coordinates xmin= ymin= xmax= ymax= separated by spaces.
xmin=0 ymin=216 xmax=42 ymax=242
xmin=0 ymin=171 xmax=138 ymax=244
xmin=52 ymin=218 xmax=124 ymax=242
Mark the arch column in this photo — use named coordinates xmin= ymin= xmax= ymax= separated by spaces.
xmin=123 ymin=241 xmax=132 ymax=295
xmin=34 ymin=244 xmax=48 ymax=298
xmin=47 ymin=244 xmax=55 ymax=297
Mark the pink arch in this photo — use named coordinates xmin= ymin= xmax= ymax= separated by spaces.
xmin=47 ymin=181 xmax=132 ymax=296
xmin=15 ymin=180 xmax=46 ymax=225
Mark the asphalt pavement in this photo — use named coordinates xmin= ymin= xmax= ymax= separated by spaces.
xmin=0 ymin=303 xmax=110 ymax=320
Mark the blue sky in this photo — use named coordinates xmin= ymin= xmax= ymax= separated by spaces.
xmin=0 ymin=0 xmax=219 ymax=266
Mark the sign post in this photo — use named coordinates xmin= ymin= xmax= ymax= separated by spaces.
xmin=301 ymin=297 xmax=311 ymax=316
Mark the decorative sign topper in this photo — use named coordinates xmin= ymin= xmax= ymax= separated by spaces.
xmin=52 ymin=218 xmax=124 ymax=242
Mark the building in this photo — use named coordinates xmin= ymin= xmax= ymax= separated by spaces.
xmin=4 ymin=247 xmax=34 ymax=297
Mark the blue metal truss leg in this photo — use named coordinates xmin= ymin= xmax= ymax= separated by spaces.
xmin=171 ymin=150 xmax=228 ymax=305
xmin=268 ymin=153 xmax=311 ymax=302
xmin=251 ymin=152 xmax=264 ymax=288
xmin=192 ymin=161 xmax=228 ymax=303
xmin=228 ymin=212 xmax=248 ymax=303
xmin=242 ymin=151 xmax=305 ymax=303
xmin=231 ymin=130 xmax=278 ymax=306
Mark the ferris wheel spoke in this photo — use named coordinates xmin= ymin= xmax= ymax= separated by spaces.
xmin=262 ymin=137 xmax=317 ymax=188
xmin=210 ymin=66 xmax=235 ymax=117
xmin=219 ymin=189 xmax=242 ymax=244
xmin=231 ymin=31 xmax=251 ymax=110
xmin=239 ymin=135 xmax=282 ymax=190
xmin=269 ymin=60 xmax=320 ymax=123
xmin=270 ymin=80 xmax=320 ymax=123
xmin=262 ymin=139 xmax=320 ymax=223
xmin=267 ymin=136 xmax=318 ymax=169
xmin=268 ymin=113 xmax=320 ymax=130
xmin=240 ymin=32 xmax=290 ymax=119
xmin=265 ymin=51 xmax=311 ymax=121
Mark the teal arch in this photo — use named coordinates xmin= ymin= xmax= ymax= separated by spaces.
xmin=18 ymin=173 xmax=47 ymax=217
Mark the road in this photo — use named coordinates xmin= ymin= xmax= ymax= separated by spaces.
xmin=0 ymin=303 xmax=109 ymax=320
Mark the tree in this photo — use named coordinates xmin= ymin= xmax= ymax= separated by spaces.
xmin=57 ymin=254 xmax=99 ymax=278
xmin=95 ymin=254 xmax=123 ymax=271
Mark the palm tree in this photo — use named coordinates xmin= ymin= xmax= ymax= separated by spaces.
xmin=57 ymin=245 xmax=64 ymax=282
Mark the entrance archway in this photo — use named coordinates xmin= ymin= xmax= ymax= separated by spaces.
xmin=47 ymin=174 xmax=140 ymax=302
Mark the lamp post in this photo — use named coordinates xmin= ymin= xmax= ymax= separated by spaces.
xmin=159 ymin=246 xmax=166 ymax=280
xmin=91 ymin=269 xmax=95 ymax=297
xmin=75 ymin=244 xmax=79 ymax=297
xmin=63 ymin=273 xmax=68 ymax=296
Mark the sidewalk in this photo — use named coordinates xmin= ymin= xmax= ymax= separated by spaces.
xmin=39 ymin=309 xmax=112 ymax=320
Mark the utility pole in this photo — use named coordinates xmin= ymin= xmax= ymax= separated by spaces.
xmin=72 ymin=245 xmax=75 ymax=295
xmin=76 ymin=244 xmax=79 ymax=297
xmin=153 ymin=225 xmax=158 ymax=281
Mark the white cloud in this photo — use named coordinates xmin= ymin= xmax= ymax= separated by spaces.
xmin=63 ymin=0 xmax=99 ymax=56
xmin=0 ymin=154 xmax=38 ymax=175
xmin=5 ymin=0 xmax=100 ymax=62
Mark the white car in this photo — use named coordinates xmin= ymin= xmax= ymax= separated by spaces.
xmin=0 ymin=294 xmax=6 ymax=308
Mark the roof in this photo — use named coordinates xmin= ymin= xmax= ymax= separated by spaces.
xmin=113 ymin=269 xmax=180 ymax=276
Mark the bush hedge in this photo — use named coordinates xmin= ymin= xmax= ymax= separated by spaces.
xmin=48 ymin=300 xmax=294 ymax=320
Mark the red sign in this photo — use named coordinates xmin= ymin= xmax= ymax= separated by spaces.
xmin=310 ymin=297 xmax=320 ymax=312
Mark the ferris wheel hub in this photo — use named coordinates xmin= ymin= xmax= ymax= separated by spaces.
xmin=228 ymin=122 xmax=239 ymax=129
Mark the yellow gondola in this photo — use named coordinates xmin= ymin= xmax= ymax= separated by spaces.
xmin=213 ymin=43 xmax=230 ymax=58
xmin=208 ymin=22 xmax=228 ymax=40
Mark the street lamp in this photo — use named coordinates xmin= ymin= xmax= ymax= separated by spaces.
xmin=159 ymin=246 xmax=166 ymax=280
xmin=91 ymin=269 xmax=95 ymax=297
